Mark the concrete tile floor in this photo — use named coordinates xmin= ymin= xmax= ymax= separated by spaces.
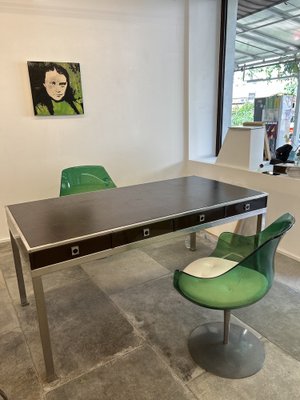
xmin=0 ymin=232 xmax=299 ymax=400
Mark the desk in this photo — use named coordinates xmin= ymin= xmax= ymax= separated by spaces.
xmin=6 ymin=176 xmax=268 ymax=381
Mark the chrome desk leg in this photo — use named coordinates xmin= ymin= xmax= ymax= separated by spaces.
xmin=256 ymin=213 xmax=266 ymax=233
xmin=10 ymin=232 xmax=29 ymax=306
xmin=189 ymin=232 xmax=197 ymax=251
xmin=32 ymin=276 xmax=56 ymax=382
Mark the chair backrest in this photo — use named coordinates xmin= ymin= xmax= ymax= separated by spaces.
xmin=212 ymin=213 xmax=295 ymax=261
xmin=174 ymin=213 xmax=295 ymax=309
xmin=215 ymin=213 xmax=295 ymax=288
xmin=258 ymin=213 xmax=295 ymax=244
xmin=238 ymin=228 xmax=289 ymax=289
xmin=60 ymin=165 xmax=116 ymax=196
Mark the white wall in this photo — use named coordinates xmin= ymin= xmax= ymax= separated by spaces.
xmin=222 ymin=0 xmax=238 ymax=142
xmin=0 ymin=0 xmax=222 ymax=240
xmin=188 ymin=160 xmax=300 ymax=261
xmin=189 ymin=0 xmax=220 ymax=159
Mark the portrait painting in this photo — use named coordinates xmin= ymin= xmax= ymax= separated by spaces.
xmin=27 ymin=61 xmax=84 ymax=116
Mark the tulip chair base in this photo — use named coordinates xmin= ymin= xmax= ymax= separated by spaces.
xmin=188 ymin=322 xmax=265 ymax=379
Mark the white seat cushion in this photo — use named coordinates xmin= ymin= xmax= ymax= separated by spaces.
xmin=183 ymin=257 xmax=238 ymax=278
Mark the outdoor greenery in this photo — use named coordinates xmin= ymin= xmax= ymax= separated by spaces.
xmin=247 ymin=62 xmax=299 ymax=95
xmin=232 ymin=61 xmax=299 ymax=126
xmin=231 ymin=102 xmax=254 ymax=126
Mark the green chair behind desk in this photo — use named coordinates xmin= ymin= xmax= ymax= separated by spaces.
xmin=174 ymin=213 xmax=295 ymax=379
xmin=60 ymin=165 xmax=116 ymax=196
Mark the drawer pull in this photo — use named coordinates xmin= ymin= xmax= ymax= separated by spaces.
xmin=143 ymin=228 xmax=150 ymax=237
xmin=199 ymin=214 xmax=206 ymax=223
xmin=71 ymin=246 xmax=80 ymax=256
xmin=244 ymin=203 xmax=251 ymax=211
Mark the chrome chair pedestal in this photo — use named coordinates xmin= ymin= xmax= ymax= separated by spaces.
xmin=188 ymin=322 xmax=265 ymax=379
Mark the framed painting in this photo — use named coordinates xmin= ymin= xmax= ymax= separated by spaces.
xmin=27 ymin=61 xmax=84 ymax=116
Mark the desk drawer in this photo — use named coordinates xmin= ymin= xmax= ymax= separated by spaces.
xmin=112 ymin=220 xmax=173 ymax=247
xmin=174 ymin=207 xmax=225 ymax=231
xmin=29 ymin=234 xmax=112 ymax=270
xmin=225 ymin=197 xmax=267 ymax=217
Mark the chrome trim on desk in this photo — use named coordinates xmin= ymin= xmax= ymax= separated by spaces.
xmin=5 ymin=207 xmax=31 ymax=252
xmin=30 ymin=208 xmax=267 ymax=278
xmin=10 ymin=193 xmax=267 ymax=253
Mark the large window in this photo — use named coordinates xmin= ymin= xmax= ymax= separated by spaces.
xmin=220 ymin=0 xmax=300 ymax=156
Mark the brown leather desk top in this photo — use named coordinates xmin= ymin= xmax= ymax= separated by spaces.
xmin=7 ymin=176 xmax=268 ymax=270
xmin=7 ymin=176 xmax=267 ymax=251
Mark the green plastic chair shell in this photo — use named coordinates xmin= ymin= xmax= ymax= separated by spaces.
xmin=173 ymin=213 xmax=295 ymax=378
xmin=174 ymin=213 xmax=295 ymax=310
xmin=60 ymin=165 xmax=116 ymax=196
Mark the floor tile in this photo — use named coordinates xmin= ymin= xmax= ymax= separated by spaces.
xmin=5 ymin=264 xmax=88 ymax=305
xmin=142 ymin=233 xmax=215 ymax=272
xmin=45 ymin=345 xmax=196 ymax=400
xmin=1 ymin=235 xmax=300 ymax=400
xmin=82 ymin=249 xmax=170 ymax=295
xmin=233 ymin=281 xmax=300 ymax=361
xmin=15 ymin=277 xmax=142 ymax=382
xmin=0 ymin=329 xmax=42 ymax=400
xmin=275 ymin=252 xmax=300 ymax=292
xmin=187 ymin=340 xmax=300 ymax=400
xmin=111 ymin=275 xmax=223 ymax=381
xmin=0 ymin=241 xmax=17 ymax=279
xmin=0 ymin=271 xmax=19 ymax=335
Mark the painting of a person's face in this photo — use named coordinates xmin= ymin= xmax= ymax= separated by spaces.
xmin=43 ymin=68 xmax=68 ymax=101
xmin=28 ymin=61 xmax=84 ymax=116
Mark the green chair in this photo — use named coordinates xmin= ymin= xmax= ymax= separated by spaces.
xmin=60 ymin=165 xmax=116 ymax=196
xmin=174 ymin=213 xmax=295 ymax=378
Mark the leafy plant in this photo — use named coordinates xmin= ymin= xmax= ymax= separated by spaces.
xmin=245 ymin=62 xmax=299 ymax=95
xmin=231 ymin=102 xmax=254 ymax=126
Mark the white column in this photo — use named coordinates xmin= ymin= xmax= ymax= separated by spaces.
xmin=221 ymin=0 xmax=238 ymax=142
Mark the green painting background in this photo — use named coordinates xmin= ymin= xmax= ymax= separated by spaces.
xmin=27 ymin=61 xmax=84 ymax=116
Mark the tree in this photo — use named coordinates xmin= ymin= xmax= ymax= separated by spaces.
xmin=284 ymin=80 xmax=297 ymax=96
xmin=245 ymin=61 xmax=299 ymax=95
xmin=231 ymin=102 xmax=254 ymax=126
